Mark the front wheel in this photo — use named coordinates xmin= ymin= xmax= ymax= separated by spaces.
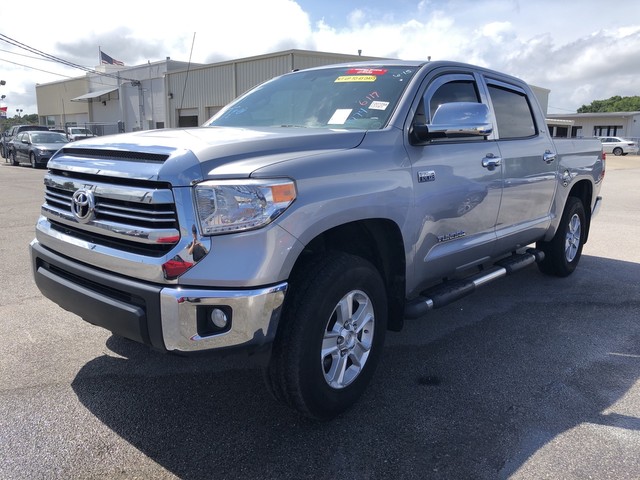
xmin=537 ymin=196 xmax=586 ymax=277
xmin=265 ymin=251 xmax=387 ymax=420
xmin=30 ymin=153 xmax=38 ymax=168
xmin=11 ymin=150 xmax=18 ymax=166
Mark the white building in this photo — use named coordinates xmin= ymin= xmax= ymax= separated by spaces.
xmin=36 ymin=50 xmax=384 ymax=134
xmin=546 ymin=112 xmax=640 ymax=140
xmin=36 ymin=58 xmax=194 ymax=135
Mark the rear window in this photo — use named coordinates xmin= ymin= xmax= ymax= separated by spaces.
xmin=487 ymin=85 xmax=536 ymax=139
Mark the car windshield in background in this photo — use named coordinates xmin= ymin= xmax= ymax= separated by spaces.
xmin=205 ymin=66 xmax=417 ymax=130
xmin=31 ymin=132 xmax=68 ymax=144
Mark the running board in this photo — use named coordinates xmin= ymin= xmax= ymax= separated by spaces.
xmin=404 ymin=248 xmax=545 ymax=319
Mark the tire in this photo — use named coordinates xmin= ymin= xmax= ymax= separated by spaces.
xmin=537 ymin=196 xmax=586 ymax=277
xmin=11 ymin=150 xmax=18 ymax=166
xmin=265 ymin=251 xmax=387 ymax=420
xmin=613 ymin=147 xmax=623 ymax=156
xmin=30 ymin=153 xmax=37 ymax=168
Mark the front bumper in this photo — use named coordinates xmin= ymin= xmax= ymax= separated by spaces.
xmin=30 ymin=239 xmax=287 ymax=354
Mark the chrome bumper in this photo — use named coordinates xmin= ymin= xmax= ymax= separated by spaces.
xmin=160 ymin=284 xmax=287 ymax=352
xmin=30 ymin=238 xmax=287 ymax=354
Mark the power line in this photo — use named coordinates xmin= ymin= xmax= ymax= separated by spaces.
xmin=0 ymin=56 xmax=78 ymax=79
xmin=549 ymin=105 xmax=577 ymax=113
xmin=0 ymin=33 xmax=137 ymax=83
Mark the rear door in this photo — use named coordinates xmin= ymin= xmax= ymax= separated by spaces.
xmin=484 ymin=77 xmax=558 ymax=251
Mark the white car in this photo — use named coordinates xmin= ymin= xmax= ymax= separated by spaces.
xmin=66 ymin=127 xmax=96 ymax=142
xmin=598 ymin=136 xmax=638 ymax=156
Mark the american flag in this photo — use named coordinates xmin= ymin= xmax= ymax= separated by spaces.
xmin=100 ymin=50 xmax=124 ymax=66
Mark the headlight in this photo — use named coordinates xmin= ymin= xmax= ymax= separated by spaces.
xmin=194 ymin=179 xmax=296 ymax=235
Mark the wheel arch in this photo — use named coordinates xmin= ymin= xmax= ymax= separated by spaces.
xmin=567 ymin=179 xmax=594 ymax=244
xmin=289 ymin=218 xmax=407 ymax=332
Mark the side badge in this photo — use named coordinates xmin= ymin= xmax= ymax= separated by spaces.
xmin=418 ymin=170 xmax=436 ymax=183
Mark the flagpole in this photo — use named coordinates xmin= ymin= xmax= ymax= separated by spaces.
xmin=98 ymin=46 xmax=102 ymax=65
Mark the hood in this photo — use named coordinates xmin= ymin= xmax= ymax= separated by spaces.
xmin=35 ymin=142 xmax=69 ymax=150
xmin=54 ymin=126 xmax=366 ymax=185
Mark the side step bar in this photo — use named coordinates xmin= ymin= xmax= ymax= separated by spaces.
xmin=404 ymin=248 xmax=545 ymax=319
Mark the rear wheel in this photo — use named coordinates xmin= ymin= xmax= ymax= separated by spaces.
xmin=613 ymin=147 xmax=623 ymax=156
xmin=265 ymin=251 xmax=387 ymax=420
xmin=537 ymin=196 xmax=586 ymax=277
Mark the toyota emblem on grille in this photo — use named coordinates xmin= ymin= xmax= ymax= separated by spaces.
xmin=71 ymin=189 xmax=96 ymax=223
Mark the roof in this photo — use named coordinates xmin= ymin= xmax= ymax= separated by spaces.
xmin=71 ymin=87 xmax=119 ymax=102
xmin=547 ymin=111 xmax=640 ymax=119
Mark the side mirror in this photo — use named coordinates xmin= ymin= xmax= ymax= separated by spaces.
xmin=411 ymin=102 xmax=493 ymax=144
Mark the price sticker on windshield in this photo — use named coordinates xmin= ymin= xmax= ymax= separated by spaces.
xmin=335 ymin=75 xmax=377 ymax=83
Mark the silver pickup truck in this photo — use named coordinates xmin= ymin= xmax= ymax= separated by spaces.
xmin=30 ymin=60 xmax=604 ymax=420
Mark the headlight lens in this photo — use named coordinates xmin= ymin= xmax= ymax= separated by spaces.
xmin=194 ymin=179 xmax=296 ymax=235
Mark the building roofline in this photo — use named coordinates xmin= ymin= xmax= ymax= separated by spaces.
xmin=548 ymin=111 xmax=640 ymax=118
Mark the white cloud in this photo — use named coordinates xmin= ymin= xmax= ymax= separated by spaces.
xmin=1 ymin=0 xmax=640 ymax=115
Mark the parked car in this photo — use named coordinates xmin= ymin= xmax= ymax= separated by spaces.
xmin=1 ymin=124 xmax=50 ymax=160
xmin=66 ymin=127 xmax=96 ymax=142
xmin=598 ymin=136 xmax=638 ymax=156
xmin=9 ymin=131 xmax=69 ymax=168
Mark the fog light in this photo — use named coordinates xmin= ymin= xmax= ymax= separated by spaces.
xmin=210 ymin=308 xmax=229 ymax=329
xmin=196 ymin=305 xmax=232 ymax=337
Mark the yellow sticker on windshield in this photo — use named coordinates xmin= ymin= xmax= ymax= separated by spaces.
xmin=335 ymin=75 xmax=377 ymax=83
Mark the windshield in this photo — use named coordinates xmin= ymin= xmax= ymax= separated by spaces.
xmin=205 ymin=66 xmax=417 ymax=130
xmin=31 ymin=132 xmax=68 ymax=144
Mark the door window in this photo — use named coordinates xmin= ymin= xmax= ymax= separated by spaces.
xmin=415 ymin=74 xmax=482 ymax=142
xmin=487 ymin=84 xmax=536 ymax=139
xmin=428 ymin=80 xmax=480 ymax=119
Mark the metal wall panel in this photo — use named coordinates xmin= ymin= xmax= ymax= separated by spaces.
xmin=235 ymin=54 xmax=292 ymax=95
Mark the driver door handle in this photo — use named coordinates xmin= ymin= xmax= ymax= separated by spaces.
xmin=543 ymin=150 xmax=557 ymax=164
xmin=482 ymin=153 xmax=502 ymax=171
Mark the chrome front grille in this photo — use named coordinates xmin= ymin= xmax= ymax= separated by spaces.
xmin=42 ymin=172 xmax=180 ymax=256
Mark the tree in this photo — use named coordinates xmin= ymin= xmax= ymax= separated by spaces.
xmin=0 ymin=113 xmax=39 ymax=133
xmin=577 ymin=96 xmax=640 ymax=113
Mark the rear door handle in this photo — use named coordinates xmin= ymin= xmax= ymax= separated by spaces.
xmin=482 ymin=153 xmax=502 ymax=171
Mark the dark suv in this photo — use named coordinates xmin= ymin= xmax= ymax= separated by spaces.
xmin=1 ymin=125 xmax=49 ymax=160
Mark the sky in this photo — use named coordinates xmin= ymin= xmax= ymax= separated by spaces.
xmin=1 ymin=0 xmax=640 ymax=117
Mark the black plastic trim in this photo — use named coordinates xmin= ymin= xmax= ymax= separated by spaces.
xmin=30 ymin=241 xmax=166 ymax=351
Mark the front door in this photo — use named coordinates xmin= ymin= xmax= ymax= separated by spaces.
xmin=406 ymin=72 xmax=503 ymax=287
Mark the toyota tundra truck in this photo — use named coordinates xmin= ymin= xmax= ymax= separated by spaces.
xmin=30 ymin=60 xmax=604 ymax=420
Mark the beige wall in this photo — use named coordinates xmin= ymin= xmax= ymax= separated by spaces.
xmin=36 ymin=78 xmax=89 ymax=125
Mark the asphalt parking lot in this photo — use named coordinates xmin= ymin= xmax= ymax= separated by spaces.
xmin=0 ymin=155 xmax=639 ymax=479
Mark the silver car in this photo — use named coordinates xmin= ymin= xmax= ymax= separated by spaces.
xmin=598 ymin=136 xmax=639 ymax=156
xmin=10 ymin=131 xmax=69 ymax=168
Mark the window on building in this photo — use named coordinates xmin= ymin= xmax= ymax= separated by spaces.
xmin=554 ymin=126 xmax=568 ymax=138
xmin=593 ymin=125 xmax=623 ymax=136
